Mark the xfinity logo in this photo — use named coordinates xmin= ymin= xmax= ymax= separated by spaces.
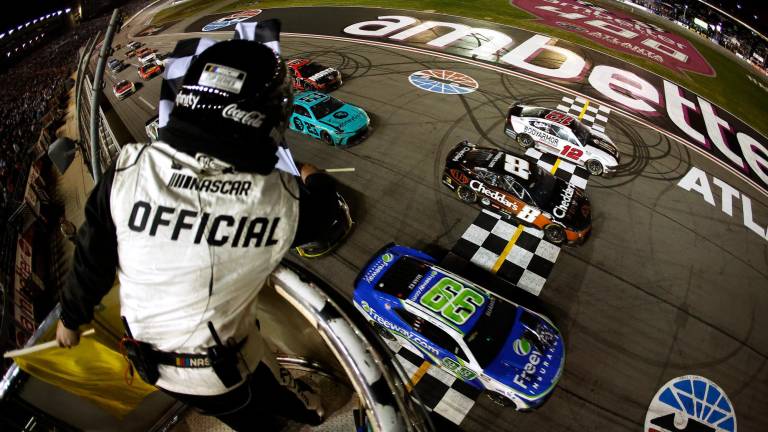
xmin=222 ymin=104 xmax=265 ymax=128
xmin=553 ymin=184 xmax=575 ymax=219
xmin=470 ymin=180 xmax=513 ymax=208
xmin=176 ymin=92 xmax=200 ymax=109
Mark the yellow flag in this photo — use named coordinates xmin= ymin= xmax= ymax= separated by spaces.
xmin=12 ymin=332 xmax=156 ymax=419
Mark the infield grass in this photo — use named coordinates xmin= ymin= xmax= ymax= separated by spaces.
xmin=150 ymin=0 xmax=768 ymax=136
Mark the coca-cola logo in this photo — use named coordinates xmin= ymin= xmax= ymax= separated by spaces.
xmin=222 ymin=104 xmax=265 ymax=128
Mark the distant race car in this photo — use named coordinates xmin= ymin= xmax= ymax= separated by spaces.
xmin=504 ymin=103 xmax=619 ymax=177
xmin=107 ymin=58 xmax=126 ymax=73
xmin=138 ymin=63 xmax=163 ymax=80
xmin=442 ymin=141 xmax=591 ymax=245
xmin=135 ymin=47 xmax=156 ymax=57
xmin=112 ymin=80 xmax=136 ymax=100
xmin=137 ymin=52 xmax=157 ymax=66
xmin=286 ymin=58 xmax=342 ymax=92
xmin=354 ymin=244 xmax=565 ymax=411
xmin=288 ymin=91 xmax=370 ymax=146
xmin=126 ymin=41 xmax=143 ymax=50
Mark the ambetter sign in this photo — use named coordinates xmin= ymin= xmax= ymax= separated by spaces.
xmin=512 ymin=0 xmax=715 ymax=75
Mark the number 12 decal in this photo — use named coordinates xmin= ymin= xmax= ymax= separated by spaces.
xmin=560 ymin=145 xmax=583 ymax=160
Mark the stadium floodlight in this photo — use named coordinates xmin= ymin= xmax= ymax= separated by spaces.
xmin=66 ymin=8 xmax=71 ymax=13
xmin=8 ymin=29 xmax=13 ymax=35
xmin=25 ymin=22 xmax=30 ymax=27
xmin=57 ymin=11 xmax=62 ymax=16
xmin=0 ymin=33 xmax=4 ymax=39
xmin=17 ymin=25 xmax=22 ymax=30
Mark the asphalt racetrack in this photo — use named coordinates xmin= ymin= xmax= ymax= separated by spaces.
xmin=102 ymin=21 xmax=768 ymax=431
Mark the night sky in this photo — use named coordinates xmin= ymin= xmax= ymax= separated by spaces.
xmin=0 ymin=1 xmax=74 ymax=35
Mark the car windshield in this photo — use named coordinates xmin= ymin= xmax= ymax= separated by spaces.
xmin=520 ymin=106 xmax=548 ymax=118
xmin=375 ymin=256 xmax=431 ymax=299
xmin=464 ymin=297 xmax=518 ymax=368
xmin=568 ymin=120 xmax=591 ymax=144
xmin=525 ymin=166 xmax=558 ymax=206
xmin=310 ymin=97 xmax=344 ymax=119
xmin=299 ymin=62 xmax=327 ymax=76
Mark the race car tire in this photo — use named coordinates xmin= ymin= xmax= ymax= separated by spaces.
xmin=543 ymin=224 xmax=566 ymax=245
xmin=456 ymin=185 xmax=478 ymax=203
xmin=321 ymin=131 xmax=334 ymax=146
xmin=370 ymin=321 xmax=396 ymax=342
xmin=585 ymin=159 xmax=604 ymax=176
xmin=517 ymin=133 xmax=535 ymax=149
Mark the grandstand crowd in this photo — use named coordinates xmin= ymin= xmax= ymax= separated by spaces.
xmin=0 ymin=0 xmax=151 ymax=224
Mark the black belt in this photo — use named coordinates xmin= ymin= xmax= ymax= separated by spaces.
xmin=153 ymin=337 xmax=247 ymax=369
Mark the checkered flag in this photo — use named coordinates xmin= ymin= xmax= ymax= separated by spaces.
xmin=452 ymin=210 xmax=561 ymax=296
xmin=156 ymin=19 xmax=298 ymax=175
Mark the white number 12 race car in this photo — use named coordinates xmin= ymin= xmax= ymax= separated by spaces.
xmin=504 ymin=103 xmax=620 ymax=177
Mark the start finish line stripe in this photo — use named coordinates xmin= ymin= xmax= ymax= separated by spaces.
xmin=491 ymin=224 xmax=524 ymax=273
xmin=550 ymin=158 xmax=562 ymax=175
xmin=578 ymin=99 xmax=590 ymax=120
xmin=407 ymin=361 xmax=433 ymax=392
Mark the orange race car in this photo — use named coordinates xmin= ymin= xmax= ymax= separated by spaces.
xmin=138 ymin=63 xmax=163 ymax=80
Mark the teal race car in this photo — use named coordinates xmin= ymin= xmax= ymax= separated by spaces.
xmin=288 ymin=91 xmax=370 ymax=146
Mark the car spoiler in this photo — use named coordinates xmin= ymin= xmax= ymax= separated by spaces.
xmin=353 ymin=242 xmax=395 ymax=288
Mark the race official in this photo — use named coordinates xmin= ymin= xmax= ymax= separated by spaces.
xmin=56 ymin=38 xmax=334 ymax=430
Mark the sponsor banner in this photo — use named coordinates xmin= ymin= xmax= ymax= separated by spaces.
xmin=14 ymin=233 xmax=36 ymax=346
xmin=201 ymin=9 xmax=262 ymax=32
xmin=186 ymin=7 xmax=768 ymax=196
xmin=645 ymin=375 xmax=736 ymax=432
xmin=510 ymin=0 xmax=714 ymax=76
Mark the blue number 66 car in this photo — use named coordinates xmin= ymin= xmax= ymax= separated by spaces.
xmin=288 ymin=91 xmax=370 ymax=146
xmin=353 ymin=244 xmax=565 ymax=411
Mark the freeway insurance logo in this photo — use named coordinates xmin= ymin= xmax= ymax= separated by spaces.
xmin=408 ymin=70 xmax=478 ymax=94
xmin=645 ymin=375 xmax=736 ymax=432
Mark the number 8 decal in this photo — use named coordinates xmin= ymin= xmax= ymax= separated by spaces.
xmin=518 ymin=205 xmax=541 ymax=223
xmin=503 ymin=154 xmax=530 ymax=180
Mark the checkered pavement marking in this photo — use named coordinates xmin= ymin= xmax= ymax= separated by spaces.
xmin=556 ymin=95 xmax=611 ymax=133
xmin=525 ymin=148 xmax=590 ymax=190
xmin=451 ymin=210 xmax=561 ymax=296
xmin=387 ymin=339 xmax=482 ymax=427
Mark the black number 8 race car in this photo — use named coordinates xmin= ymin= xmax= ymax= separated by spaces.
xmin=442 ymin=141 xmax=592 ymax=245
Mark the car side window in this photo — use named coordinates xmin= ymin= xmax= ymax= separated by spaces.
xmin=553 ymin=124 xmax=580 ymax=146
xmin=293 ymin=105 xmax=311 ymax=118
xmin=395 ymin=309 xmax=469 ymax=362
xmin=473 ymin=168 xmax=498 ymax=187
